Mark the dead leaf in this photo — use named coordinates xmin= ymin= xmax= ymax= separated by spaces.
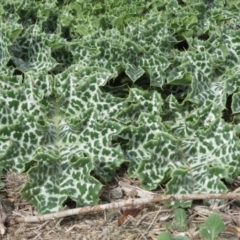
xmin=110 ymin=187 xmax=123 ymax=199
xmin=118 ymin=181 xmax=158 ymax=199
xmin=225 ymin=225 xmax=240 ymax=237
xmin=118 ymin=205 xmax=145 ymax=226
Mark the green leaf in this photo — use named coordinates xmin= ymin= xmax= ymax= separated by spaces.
xmin=167 ymin=71 xmax=193 ymax=85
xmin=137 ymin=132 xmax=182 ymax=190
xmin=21 ymin=153 xmax=102 ymax=213
xmin=173 ymin=209 xmax=188 ymax=231
xmin=173 ymin=237 xmax=191 ymax=240
xmin=164 ymin=208 xmax=188 ymax=232
xmin=232 ymin=92 xmax=240 ymax=114
xmin=125 ymin=65 xmax=145 ymax=82
xmin=166 ymin=118 xmax=239 ymax=207
xmin=0 ymin=29 xmax=11 ymax=73
xmin=224 ymin=68 xmax=240 ymax=94
xmin=157 ymin=231 xmax=173 ymax=240
xmin=9 ymin=25 xmax=57 ymax=72
xmin=119 ymin=112 xmax=166 ymax=176
xmin=157 ymin=231 xmax=191 ymax=240
xmin=0 ymin=113 xmax=43 ymax=172
xmin=0 ymin=78 xmax=46 ymax=126
xmin=199 ymin=213 xmax=225 ymax=240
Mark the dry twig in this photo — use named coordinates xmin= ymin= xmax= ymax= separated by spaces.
xmin=6 ymin=192 xmax=240 ymax=224
xmin=0 ymin=202 xmax=7 ymax=235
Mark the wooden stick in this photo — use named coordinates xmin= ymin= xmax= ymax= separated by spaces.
xmin=7 ymin=192 xmax=240 ymax=223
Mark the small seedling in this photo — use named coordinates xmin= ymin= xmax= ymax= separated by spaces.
xmin=158 ymin=208 xmax=190 ymax=240
xmin=157 ymin=231 xmax=191 ymax=240
xmin=165 ymin=208 xmax=188 ymax=231
xmin=158 ymin=212 xmax=227 ymax=240
xmin=199 ymin=213 xmax=227 ymax=240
